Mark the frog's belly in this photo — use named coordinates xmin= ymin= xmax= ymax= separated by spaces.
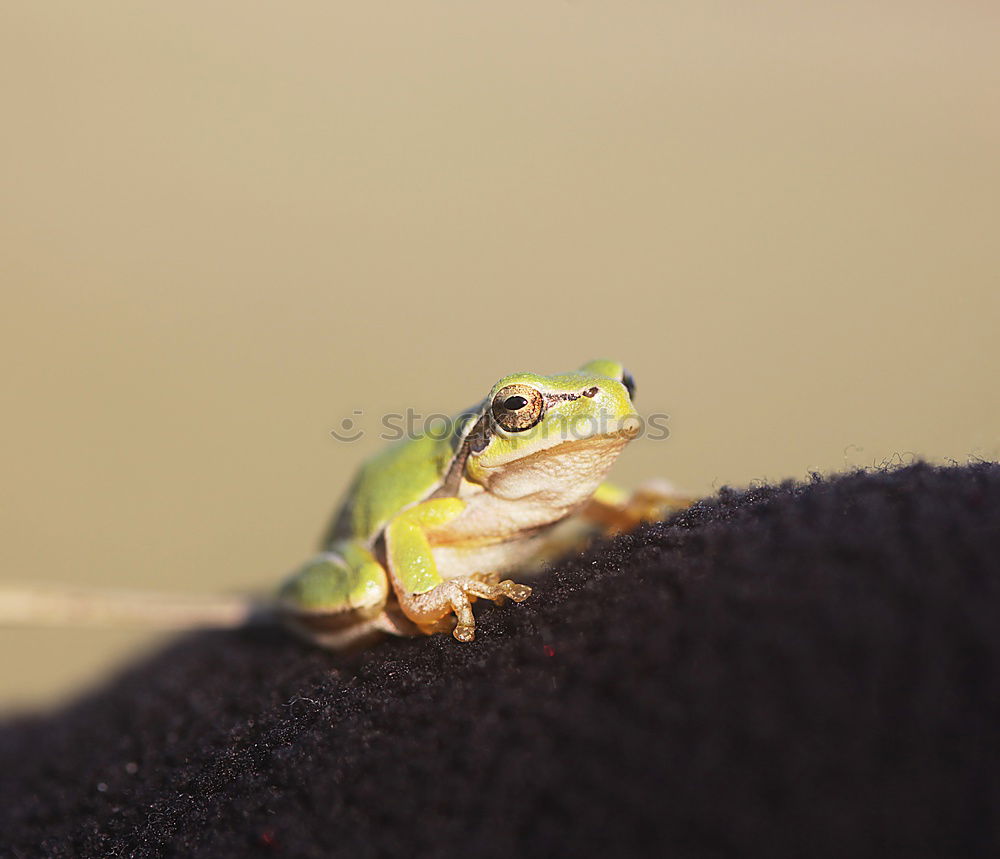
xmin=430 ymin=532 xmax=552 ymax=581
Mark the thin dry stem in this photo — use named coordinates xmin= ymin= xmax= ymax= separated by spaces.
xmin=0 ymin=586 xmax=256 ymax=630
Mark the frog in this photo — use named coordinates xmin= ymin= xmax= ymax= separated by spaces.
xmin=277 ymin=359 xmax=685 ymax=648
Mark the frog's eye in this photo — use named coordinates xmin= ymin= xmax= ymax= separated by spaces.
xmin=621 ymin=370 xmax=636 ymax=402
xmin=491 ymin=384 xmax=545 ymax=432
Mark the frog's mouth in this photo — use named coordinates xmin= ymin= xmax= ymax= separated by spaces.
xmin=476 ymin=416 xmax=641 ymax=471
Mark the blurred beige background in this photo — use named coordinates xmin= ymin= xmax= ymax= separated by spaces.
xmin=1 ymin=2 xmax=998 ymax=710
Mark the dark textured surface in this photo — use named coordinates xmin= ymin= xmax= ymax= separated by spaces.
xmin=2 ymin=463 xmax=1000 ymax=858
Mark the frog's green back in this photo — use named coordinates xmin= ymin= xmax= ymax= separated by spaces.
xmin=325 ymin=430 xmax=461 ymax=546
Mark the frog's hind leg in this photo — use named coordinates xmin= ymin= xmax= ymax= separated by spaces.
xmin=277 ymin=541 xmax=397 ymax=649
xmin=580 ymin=480 xmax=698 ymax=535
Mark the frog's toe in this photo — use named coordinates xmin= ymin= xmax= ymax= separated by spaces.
xmin=453 ymin=622 xmax=476 ymax=643
xmin=499 ymin=581 xmax=532 ymax=602
xmin=460 ymin=575 xmax=532 ymax=606
xmin=468 ymin=571 xmax=531 ymax=604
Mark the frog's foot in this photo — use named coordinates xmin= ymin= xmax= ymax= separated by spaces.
xmin=583 ymin=480 xmax=698 ymax=534
xmin=401 ymin=575 xmax=532 ymax=643
xmin=467 ymin=571 xmax=533 ymax=605
xmin=625 ymin=479 xmax=698 ymax=524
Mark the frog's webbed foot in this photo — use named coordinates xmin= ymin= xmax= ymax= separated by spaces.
xmin=583 ymin=479 xmax=698 ymax=535
xmin=453 ymin=574 xmax=532 ymax=641
xmin=466 ymin=572 xmax=533 ymax=605
xmin=405 ymin=575 xmax=532 ymax=642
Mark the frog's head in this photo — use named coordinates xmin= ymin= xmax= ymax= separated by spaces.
xmin=463 ymin=360 xmax=641 ymax=502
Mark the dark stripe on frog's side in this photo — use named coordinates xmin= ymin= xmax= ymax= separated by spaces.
xmin=430 ymin=410 xmax=491 ymax=499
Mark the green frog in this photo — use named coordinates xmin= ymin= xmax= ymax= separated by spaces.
xmin=278 ymin=359 xmax=681 ymax=647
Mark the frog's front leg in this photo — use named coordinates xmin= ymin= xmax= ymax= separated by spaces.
xmin=384 ymin=498 xmax=531 ymax=642
xmin=581 ymin=480 xmax=698 ymax=534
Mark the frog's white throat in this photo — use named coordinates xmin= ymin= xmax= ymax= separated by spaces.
xmin=471 ymin=433 xmax=632 ymax=506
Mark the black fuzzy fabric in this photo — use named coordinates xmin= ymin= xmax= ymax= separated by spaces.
xmin=2 ymin=463 xmax=999 ymax=858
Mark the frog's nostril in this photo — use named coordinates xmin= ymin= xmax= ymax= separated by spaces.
xmin=620 ymin=415 xmax=642 ymax=438
xmin=582 ymin=387 xmax=599 ymax=398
